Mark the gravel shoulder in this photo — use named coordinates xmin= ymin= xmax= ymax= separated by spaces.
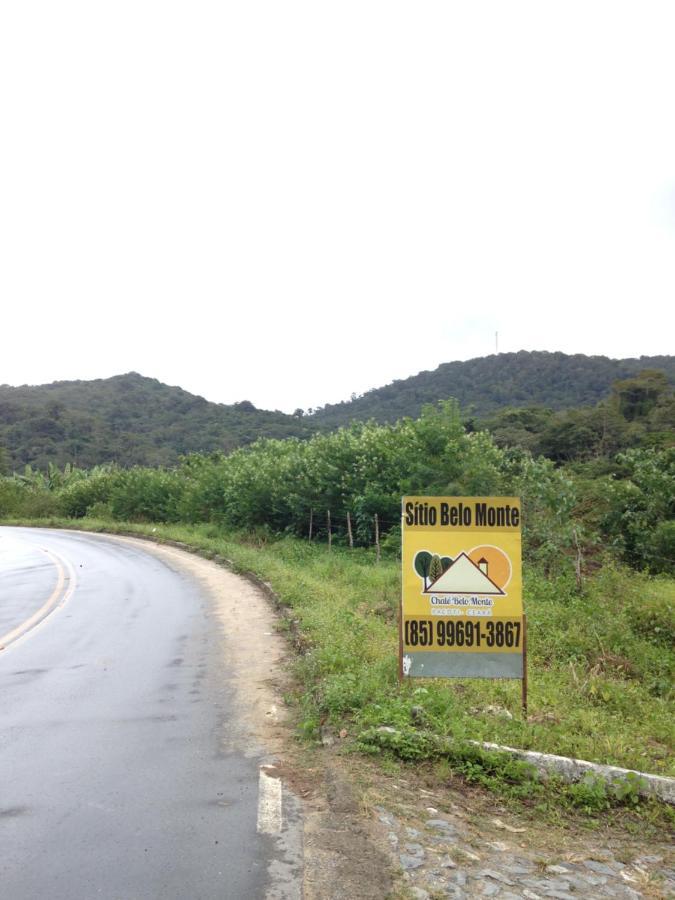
xmin=337 ymin=753 xmax=675 ymax=900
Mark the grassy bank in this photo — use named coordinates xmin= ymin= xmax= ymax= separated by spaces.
xmin=4 ymin=516 xmax=673 ymax=784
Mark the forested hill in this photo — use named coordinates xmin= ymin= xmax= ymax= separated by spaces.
xmin=0 ymin=374 xmax=308 ymax=471
xmin=2 ymin=352 xmax=674 ymax=471
xmin=308 ymin=351 xmax=675 ymax=427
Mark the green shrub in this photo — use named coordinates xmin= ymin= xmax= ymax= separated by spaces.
xmin=58 ymin=469 xmax=119 ymax=518
xmin=602 ymin=448 xmax=674 ymax=572
xmin=0 ymin=479 xmax=25 ymax=516
xmin=109 ymin=468 xmax=184 ymax=523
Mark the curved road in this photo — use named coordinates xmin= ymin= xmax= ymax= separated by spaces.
xmin=0 ymin=527 xmax=300 ymax=899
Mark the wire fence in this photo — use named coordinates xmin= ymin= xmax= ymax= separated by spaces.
xmin=286 ymin=505 xmax=675 ymax=570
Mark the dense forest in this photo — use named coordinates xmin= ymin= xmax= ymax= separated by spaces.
xmin=477 ymin=369 xmax=674 ymax=462
xmin=0 ymin=373 xmax=308 ymax=470
xmin=1 ymin=352 xmax=672 ymax=471
xmin=309 ymin=351 xmax=675 ymax=427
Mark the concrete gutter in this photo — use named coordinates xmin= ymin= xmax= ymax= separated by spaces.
xmin=474 ymin=741 xmax=675 ymax=805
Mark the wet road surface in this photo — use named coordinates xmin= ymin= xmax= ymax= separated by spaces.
xmin=0 ymin=527 xmax=299 ymax=899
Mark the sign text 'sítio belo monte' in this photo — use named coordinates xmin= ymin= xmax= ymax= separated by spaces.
xmin=404 ymin=500 xmax=520 ymax=529
xmin=401 ymin=497 xmax=523 ymax=680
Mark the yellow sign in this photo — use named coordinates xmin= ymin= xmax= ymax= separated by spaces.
xmin=401 ymin=496 xmax=523 ymax=679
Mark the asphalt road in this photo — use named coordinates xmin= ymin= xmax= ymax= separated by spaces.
xmin=0 ymin=527 xmax=299 ymax=900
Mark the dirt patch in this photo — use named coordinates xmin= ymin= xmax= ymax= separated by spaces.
xmin=301 ymin=758 xmax=394 ymax=900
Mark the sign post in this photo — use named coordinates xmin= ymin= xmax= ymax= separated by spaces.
xmin=521 ymin=614 xmax=528 ymax=716
xmin=401 ymin=496 xmax=524 ymax=687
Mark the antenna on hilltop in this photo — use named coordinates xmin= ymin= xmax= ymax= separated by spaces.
xmin=495 ymin=331 xmax=499 ymax=355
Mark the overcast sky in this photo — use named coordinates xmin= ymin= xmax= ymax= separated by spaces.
xmin=1 ymin=2 xmax=673 ymax=413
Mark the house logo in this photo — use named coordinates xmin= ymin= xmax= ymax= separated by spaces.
xmin=414 ymin=545 xmax=512 ymax=595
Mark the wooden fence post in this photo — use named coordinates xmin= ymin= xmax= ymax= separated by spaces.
xmin=327 ymin=509 xmax=332 ymax=552
xmin=374 ymin=513 xmax=380 ymax=563
xmin=572 ymin=527 xmax=583 ymax=593
xmin=308 ymin=508 xmax=313 ymax=541
xmin=346 ymin=511 xmax=354 ymax=549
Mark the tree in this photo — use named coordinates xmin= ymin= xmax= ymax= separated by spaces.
xmin=428 ymin=554 xmax=443 ymax=585
xmin=611 ymin=370 xmax=671 ymax=422
xmin=414 ymin=551 xmax=432 ymax=588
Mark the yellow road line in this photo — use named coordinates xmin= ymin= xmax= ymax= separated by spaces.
xmin=0 ymin=546 xmax=77 ymax=650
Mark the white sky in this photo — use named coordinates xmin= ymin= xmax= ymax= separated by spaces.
xmin=1 ymin=2 xmax=674 ymax=413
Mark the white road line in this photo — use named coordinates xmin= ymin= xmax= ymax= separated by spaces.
xmin=54 ymin=547 xmax=78 ymax=608
xmin=0 ymin=545 xmax=77 ymax=650
xmin=257 ymin=766 xmax=283 ymax=835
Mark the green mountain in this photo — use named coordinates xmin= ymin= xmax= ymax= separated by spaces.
xmin=308 ymin=351 xmax=675 ymax=428
xmin=2 ymin=352 xmax=673 ymax=471
xmin=0 ymin=373 xmax=308 ymax=471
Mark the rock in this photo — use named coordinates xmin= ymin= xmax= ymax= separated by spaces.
xmin=563 ymin=875 xmax=601 ymax=892
xmin=479 ymin=869 xmax=515 ymax=885
xmin=484 ymin=704 xmax=513 ymax=719
xmin=503 ymin=864 xmax=535 ymax=876
xmin=400 ymin=853 xmax=425 ymax=870
xmin=583 ymin=860 xmax=617 ymax=876
xmin=440 ymin=856 xmax=457 ymax=868
xmin=522 ymin=891 xmax=542 ymax=900
xmin=445 ymin=887 xmax=467 ymax=899
xmin=540 ymin=878 xmax=573 ymax=892
xmin=376 ymin=726 xmax=398 ymax=734
xmin=512 ymin=856 xmax=536 ymax=868
xmin=620 ymin=869 xmax=639 ymax=884
xmin=485 ymin=841 xmax=509 ymax=852
xmin=545 ymin=865 xmax=570 ymax=875
xmin=520 ymin=878 xmax=564 ymax=893
xmin=426 ymin=818 xmax=455 ymax=831
xmin=404 ymin=843 xmax=425 ymax=856
xmin=581 ymin=875 xmax=607 ymax=886
xmin=492 ymin=818 xmax=525 ymax=833
xmin=480 ymin=883 xmax=500 ymax=896
xmin=406 ymin=827 xmax=421 ymax=839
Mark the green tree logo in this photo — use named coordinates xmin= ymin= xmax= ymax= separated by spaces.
xmin=414 ymin=550 xmax=452 ymax=589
